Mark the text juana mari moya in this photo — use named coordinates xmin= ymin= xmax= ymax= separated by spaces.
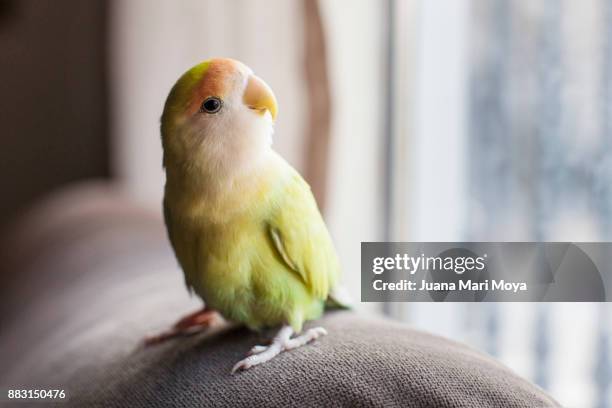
xmin=371 ymin=253 xmax=528 ymax=293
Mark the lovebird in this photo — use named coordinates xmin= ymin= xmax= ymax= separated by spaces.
xmin=149 ymin=58 xmax=349 ymax=373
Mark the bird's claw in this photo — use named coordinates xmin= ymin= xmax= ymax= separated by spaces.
xmin=231 ymin=326 xmax=327 ymax=374
xmin=231 ymin=359 xmax=255 ymax=374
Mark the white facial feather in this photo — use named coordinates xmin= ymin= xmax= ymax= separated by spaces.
xmin=180 ymin=69 xmax=275 ymax=181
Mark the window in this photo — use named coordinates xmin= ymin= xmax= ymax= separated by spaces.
xmin=387 ymin=1 xmax=612 ymax=406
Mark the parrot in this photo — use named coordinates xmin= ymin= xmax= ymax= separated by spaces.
xmin=149 ymin=57 xmax=349 ymax=373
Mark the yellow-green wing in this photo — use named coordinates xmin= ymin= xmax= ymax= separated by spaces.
xmin=267 ymin=173 xmax=340 ymax=300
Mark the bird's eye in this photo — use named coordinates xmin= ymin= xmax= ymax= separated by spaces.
xmin=200 ymin=97 xmax=222 ymax=114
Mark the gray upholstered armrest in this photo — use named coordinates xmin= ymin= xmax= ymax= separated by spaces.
xmin=0 ymin=184 xmax=559 ymax=407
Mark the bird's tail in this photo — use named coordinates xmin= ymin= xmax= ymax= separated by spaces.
xmin=325 ymin=285 xmax=353 ymax=310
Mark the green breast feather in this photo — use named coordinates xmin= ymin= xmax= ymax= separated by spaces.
xmin=164 ymin=168 xmax=343 ymax=332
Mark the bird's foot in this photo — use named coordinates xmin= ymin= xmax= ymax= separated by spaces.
xmin=248 ymin=327 xmax=327 ymax=355
xmin=143 ymin=307 xmax=220 ymax=346
xmin=232 ymin=326 xmax=327 ymax=373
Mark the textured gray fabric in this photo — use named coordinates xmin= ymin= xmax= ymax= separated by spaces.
xmin=68 ymin=313 xmax=560 ymax=408
xmin=0 ymin=184 xmax=560 ymax=407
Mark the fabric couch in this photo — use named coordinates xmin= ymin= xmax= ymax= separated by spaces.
xmin=0 ymin=183 xmax=560 ymax=407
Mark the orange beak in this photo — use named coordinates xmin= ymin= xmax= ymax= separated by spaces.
xmin=243 ymin=74 xmax=278 ymax=121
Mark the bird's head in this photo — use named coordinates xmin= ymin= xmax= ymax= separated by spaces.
xmin=161 ymin=58 xmax=278 ymax=176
